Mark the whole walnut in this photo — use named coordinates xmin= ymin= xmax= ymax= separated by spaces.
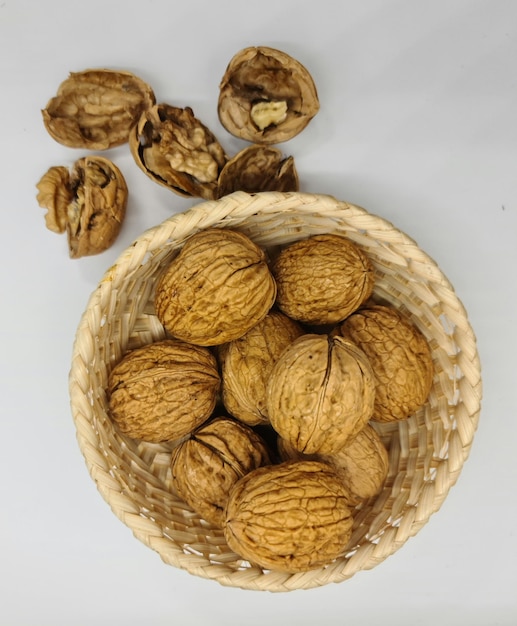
xmin=107 ymin=339 xmax=220 ymax=442
xmin=266 ymin=334 xmax=376 ymax=455
xmin=154 ymin=228 xmax=277 ymax=346
xmin=338 ymin=305 xmax=434 ymax=422
xmin=220 ymin=310 xmax=305 ymax=426
xmin=278 ymin=423 xmax=389 ymax=505
xmin=170 ymin=416 xmax=271 ymax=527
xmin=224 ymin=460 xmax=354 ymax=573
xmin=218 ymin=46 xmax=320 ymax=144
xmin=271 ymin=233 xmax=374 ymax=325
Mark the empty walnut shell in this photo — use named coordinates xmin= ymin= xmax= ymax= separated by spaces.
xmin=107 ymin=339 xmax=220 ymax=442
xmin=36 ymin=156 xmax=128 ymax=258
xmin=218 ymin=46 xmax=320 ymax=144
xmin=338 ymin=305 xmax=434 ymax=422
xmin=220 ymin=310 xmax=304 ymax=426
xmin=217 ymin=144 xmax=299 ymax=198
xmin=129 ymin=103 xmax=227 ymax=200
xmin=155 ymin=228 xmax=277 ymax=346
xmin=271 ymin=233 xmax=374 ymax=325
xmin=224 ymin=460 xmax=354 ymax=573
xmin=266 ymin=334 xmax=376 ymax=455
xmin=170 ymin=416 xmax=271 ymax=527
xmin=42 ymin=68 xmax=155 ymax=150
xmin=278 ymin=423 xmax=389 ymax=506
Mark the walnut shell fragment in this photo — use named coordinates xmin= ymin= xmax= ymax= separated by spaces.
xmin=266 ymin=334 xmax=376 ymax=455
xmin=42 ymin=68 xmax=155 ymax=149
xmin=36 ymin=156 xmax=128 ymax=258
xmin=220 ymin=310 xmax=304 ymax=426
xmin=338 ymin=305 xmax=434 ymax=422
xmin=129 ymin=103 xmax=227 ymax=200
xmin=107 ymin=339 xmax=220 ymax=442
xmin=224 ymin=460 xmax=354 ymax=573
xmin=278 ymin=423 xmax=389 ymax=505
xmin=218 ymin=46 xmax=320 ymax=144
xmin=217 ymin=144 xmax=299 ymax=198
xmin=170 ymin=416 xmax=271 ymax=527
xmin=154 ymin=228 xmax=277 ymax=346
xmin=271 ymin=233 xmax=374 ymax=325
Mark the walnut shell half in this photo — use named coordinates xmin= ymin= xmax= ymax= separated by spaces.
xmin=338 ymin=305 xmax=434 ymax=422
xmin=36 ymin=156 xmax=128 ymax=258
xmin=271 ymin=233 xmax=374 ymax=325
xmin=170 ymin=416 xmax=271 ymax=527
xmin=107 ymin=339 xmax=220 ymax=442
xmin=129 ymin=103 xmax=227 ymax=200
xmin=217 ymin=144 xmax=299 ymax=198
xmin=266 ymin=334 xmax=376 ymax=455
xmin=218 ymin=46 xmax=319 ymax=144
xmin=224 ymin=460 xmax=353 ymax=573
xmin=42 ymin=68 xmax=155 ymax=150
xmin=154 ymin=228 xmax=277 ymax=346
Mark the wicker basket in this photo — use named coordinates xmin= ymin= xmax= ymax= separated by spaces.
xmin=69 ymin=191 xmax=482 ymax=591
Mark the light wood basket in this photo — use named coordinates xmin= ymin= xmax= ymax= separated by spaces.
xmin=69 ymin=191 xmax=482 ymax=591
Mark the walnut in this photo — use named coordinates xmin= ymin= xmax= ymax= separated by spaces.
xmin=223 ymin=460 xmax=353 ymax=573
xmin=107 ymin=339 xmax=220 ymax=442
xmin=218 ymin=46 xmax=320 ymax=144
xmin=170 ymin=416 xmax=271 ymax=527
xmin=220 ymin=310 xmax=304 ymax=426
xmin=36 ymin=156 xmax=127 ymax=258
xmin=42 ymin=68 xmax=155 ymax=150
xmin=278 ymin=423 xmax=389 ymax=506
xmin=266 ymin=334 xmax=376 ymax=455
xmin=338 ymin=305 xmax=434 ymax=422
xmin=217 ymin=144 xmax=299 ymax=198
xmin=129 ymin=103 xmax=227 ymax=200
xmin=154 ymin=228 xmax=277 ymax=346
xmin=271 ymin=234 xmax=374 ymax=325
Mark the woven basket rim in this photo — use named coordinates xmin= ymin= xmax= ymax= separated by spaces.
xmin=69 ymin=191 xmax=482 ymax=591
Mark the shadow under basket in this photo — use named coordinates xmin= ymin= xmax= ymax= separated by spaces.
xmin=69 ymin=191 xmax=482 ymax=592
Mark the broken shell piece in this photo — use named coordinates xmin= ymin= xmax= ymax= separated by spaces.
xmin=42 ymin=68 xmax=155 ymax=150
xmin=218 ymin=46 xmax=320 ymax=144
xmin=129 ymin=103 xmax=227 ymax=200
xmin=36 ymin=156 xmax=128 ymax=258
xmin=217 ymin=144 xmax=299 ymax=197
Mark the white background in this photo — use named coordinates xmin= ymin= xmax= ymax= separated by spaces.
xmin=1 ymin=1 xmax=516 ymax=624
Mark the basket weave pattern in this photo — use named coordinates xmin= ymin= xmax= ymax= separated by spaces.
xmin=69 ymin=191 xmax=482 ymax=591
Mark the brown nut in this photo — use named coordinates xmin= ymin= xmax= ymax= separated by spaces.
xmin=129 ymin=103 xmax=227 ymax=200
xmin=224 ymin=460 xmax=354 ymax=573
xmin=278 ymin=423 xmax=389 ymax=506
xmin=271 ymin=234 xmax=374 ymax=325
xmin=217 ymin=144 xmax=299 ymax=198
xmin=218 ymin=46 xmax=319 ymax=144
xmin=42 ymin=68 xmax=155 ymax=149
xmin=36 ymin=156 xmax=128 ymax=258
xmin=107 ymin=339 xmax=220 ymax=442
xmin=220 ymin=310 xmax=305 ymax=426
xmin=154 ymin=228 xmax=277 ymax=346
xmin=338 ymin=305 xmax=434 ymax=422
xmin=266 ymin=334 xmax=376 ymax=455
xmin=170 ymin=416 xmax=271 ymax=527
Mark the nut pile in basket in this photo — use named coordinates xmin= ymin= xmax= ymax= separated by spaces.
xmin=36 ymin=47 xmax=319 ymax=257
xmin=107 ymin=227 xmax=434 ymax=573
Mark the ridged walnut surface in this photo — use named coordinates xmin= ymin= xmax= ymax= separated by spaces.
xmin=69 ymin=191 xmax=482 ymax=592
xmin=224 ymin=460 xmax=354 ymax=573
